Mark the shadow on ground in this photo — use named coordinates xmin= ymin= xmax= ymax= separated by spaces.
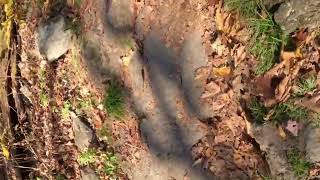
xmin=79 ymin=0 xmax=257 ymax=179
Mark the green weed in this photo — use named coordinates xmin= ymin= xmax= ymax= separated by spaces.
xmin=270 ymin=102 xmax=309 ymax=123
xmin=78 ymin=99 xmax=92 ymax=110
xmin=61 ymin=101 xmax=71 ymax=120
xmin=287 ymin=149 xmax=311 ymax=177
xmin=103 ymin=152 xmax=119 ymax=176
xmin=294 ymin=75 xmax=317 ymax=96
xmin=55 ymin=175 xmax=65 ymax=180
xmin=98 ymin=126 xmax=110 ymax=142
xmin=78 ymin=149 xmax=97 ymax=166
xmin=248 ymin=98 xmax=267 ymax=124
xmin=104 ymin=81 xmax=124 ymax=119
xmin=67 ymin=17 xmax=82 ymax=36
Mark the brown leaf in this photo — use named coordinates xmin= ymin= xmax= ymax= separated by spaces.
xmin=294 ymin=28 xmax=308 ymax=45
xmin=208 ymin=0 xmax=219 ymax=6
xmin=253 ymin=75 xmax=274 ymax=99
xmin=215 ymin=2 xmax=225 ymax=32
xmin=195 ymin=66 xmax=211 ymax=80
xmin=233 ymin=45 xmax=246 ymax=66
xmin=275 ymin=76 xmax=291 ymax=102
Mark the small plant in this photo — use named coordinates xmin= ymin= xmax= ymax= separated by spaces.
xmin=103 ymin=152 xmax=119 ymax=176
xmin=61 ymin=101 xmax=71 ymax=120
xmin=248 ymin=98 xmax=267 ymax=124
xmin=55 ymin=174 xmax=66 ymax=180
xmin=98 ymin=126 xmax=110 ymax=142
xmin=271 ymin=102 xmax=309 ymax=123
xmin=78 ymin=149 xmax=97 ymax=166
xmin=104 ymin=81 xmax=124 ymax=119
xmin=287 ymin=149 xmax=311 ymax=177
xmin=294 ymin=75 xmax=317 ymax=96
xmin=78 ymin=99 xmax=92 ymax=110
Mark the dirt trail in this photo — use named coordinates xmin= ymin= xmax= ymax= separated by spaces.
xmin=79 ymin=0 xmax=268 ymax=179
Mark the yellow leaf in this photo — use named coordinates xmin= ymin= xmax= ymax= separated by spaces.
xmin=1 ymin=143 xmax=9 ymax=159
xmin=212 ymin=66 xmax=231 ymax=77
xmin=295 ymin=47 xmax=303 ymax=58
xmin=281 ymin=51 xmax=295 ymax=61
xmin=278 ymin=126 xmax=286 ymax=139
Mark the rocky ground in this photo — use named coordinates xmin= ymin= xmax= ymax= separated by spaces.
xmin=0 ymin=0 xmax=320 ymax=179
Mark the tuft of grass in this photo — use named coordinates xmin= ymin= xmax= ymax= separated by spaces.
xmin=249 ymin=17 xmax=282 ymax=75
xmin=78 ymin=149 xmax=97 ymax=166
xmin=104 ymin=81 xmax=124 ymax=119
xmin=287 ymin=149 xmax=311 ymax=177
xmin=61 ymin=101 xmax=71 ymax=120
xmin=294 ymin=75 xmax=317 ymax=96
xmin=225 ymin=0 xmax=283 ymax=75
xmin=270 ymin=102 xmax=309 ymax=123
xmin=248 ymin=98 xmax=267 ymax=124
xmin=102 ymin=152 xmax=119 ymax=176
xmin=224 ymin=0 xmax=258 ymax=18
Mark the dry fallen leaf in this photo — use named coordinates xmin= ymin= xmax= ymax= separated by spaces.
xmin=278 ymin=126 xmax=286 ymax=139
xmin=211 ymin=36 xmax=227 ymax=56
xmin=285 ymin=120 xmax=299 ymax=136
xmin=215 ymin=2 xmax=225 ymax=32
xmin=212 ymin=66 xmax=231 ymax=77
xmin=1 ymin=143 xmax=9 ymax=159
xmin=281 ymin=51 xmax=295 ymax=61
xmin=254 ymin=75 xmax=274 ymax=99
xmin=298 ymin=93 xmax=320 ymax=113
xmin=275 ymin=76 xmax=291 ymax=102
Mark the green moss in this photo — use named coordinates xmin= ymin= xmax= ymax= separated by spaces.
xmin=104 ymin=81 xmax=124 ymax=119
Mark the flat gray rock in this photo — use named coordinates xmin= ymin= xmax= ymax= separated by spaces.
xmin=274 ymin=0 xmax=320 ymax=33
xmin=251 ymin=123 xmax=296 ymax=179
xmin=71 ymin=112 xmax=93 ymax=151
xmin=38 ymin=16 xmax=72 ymax=62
